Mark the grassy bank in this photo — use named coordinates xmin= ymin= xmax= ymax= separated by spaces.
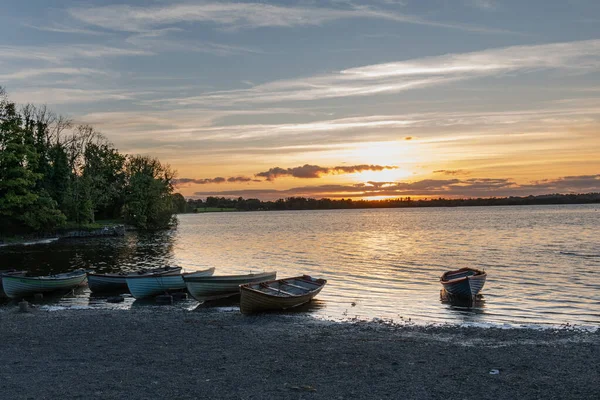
xmin=194 ymin=207 xmax=238 ymax=213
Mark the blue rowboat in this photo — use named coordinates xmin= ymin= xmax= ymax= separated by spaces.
xmin=184 ymin=271 xmax=277 ymax=301
xmin=240 ymin=275 xmax=326 ymax=314
xmin=0 ymin=270 xmax=27 ymax=298
xmin=126 ymin=267 xmax=215 ymax=299
xmin=1 ymin=269 xmax=87 ymax=299
xmin=87 ymin=266 xmax=182 ymax=293
xmin=440 ymin=267 xmax=486 ymax=298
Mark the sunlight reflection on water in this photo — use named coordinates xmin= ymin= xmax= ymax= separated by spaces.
xmin=1 ymin=205 xmax=599 ymax=328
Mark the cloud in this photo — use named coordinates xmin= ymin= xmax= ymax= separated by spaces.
xmin=255 ymin=164 xmax=398 ymax=180
xmin=191 ymin=174 xmax=600 ymax=200
xmin=0 ymin=67 xmax=106 ymax=81
xmin=468 ymin=0 xmax=497 ymax=11
xmin=0 ymin=44 xmax=152 ymax=64
xmin=174 ymin=176 xmax=257 ymax=186
xmin=433 ymin=169 xmax=469 ymax=176
xmin=152 ymin=39 xmax=600 ymax=106
xmin=68 ymin=2 xmax=510 ymax=34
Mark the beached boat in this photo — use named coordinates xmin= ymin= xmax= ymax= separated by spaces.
xmin=1 ymin=269 xmax=88 ymax=299
xmin=126 ymin=267 xmax=215 ymax=299
xmin=440 ymin=267 xmax=486 ymax=298
xmin=87 ymin=266 xmax=182 ymax=293
xmin=184 ymin=271 xmax=277 ymax=301
xmin=239 ymin=275 xmax=326 ymax=314
xmin=0 ymin=270 xmax=27 ymax=298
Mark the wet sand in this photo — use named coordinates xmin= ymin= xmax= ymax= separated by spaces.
xmin=0 ymin=308 xmax=598 ymax=399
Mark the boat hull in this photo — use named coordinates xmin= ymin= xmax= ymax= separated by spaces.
xmin=1 ymin=270 xmax=87 ymax=299
xmin=440 ymin=269 xmax=486 ymax=298
xmin=184 ymin=271 xmax=276 ymax=301
xmin=87 ymin=267 xmax=182 ymax=293
xmin=126 ymin=267 xmax=215 ymax=299
xmin=240 ymin=275 xmax=326 ymax=314
xmin=0 ymin=270 xmax=27 ymax=298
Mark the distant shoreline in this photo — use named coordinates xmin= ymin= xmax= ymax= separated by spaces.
xmin=184 ymin=192 xmax=600 ymax=213
xmin=1 ymin=309 xmax=598 ymax=399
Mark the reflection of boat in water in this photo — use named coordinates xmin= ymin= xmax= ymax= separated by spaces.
xmin=240 ymin=275 xmax=326 ymax=314
xmin=87 ymin=266 xmax=182 ymax=293
xmin=1 ymin=269 xmax=87 ymax=299
xmin=440 ymin=289 xmax=485 ymax=308
xmin=184 ymin=271 xmax=276 ymax=301
xmin=440 ymin=267 xmax=486 ymax=298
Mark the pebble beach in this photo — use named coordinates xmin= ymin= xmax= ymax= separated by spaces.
xmin=1 ymin=307 xmax=598 ymax=400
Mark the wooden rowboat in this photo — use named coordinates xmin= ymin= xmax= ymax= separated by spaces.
xmin=87 ymin=266 xmax=182 ymax=293
xmin=240 ymin=275 xmax=326 ymax=314
xmin=440 ymin=267 xmax=486 ymax=298
xmin=1 ymin=269 xmax=87 ymax=299
xmin=126 ymin=267 xmax=215 ymax=299
xmin=0 ymin=270 xmax=27 ymax=298
xmin=184 ymin=271 xmax=277 ymax=301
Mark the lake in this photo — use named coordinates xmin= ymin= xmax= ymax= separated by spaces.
xmin=1 ymin=205 xmax=599 ymax=328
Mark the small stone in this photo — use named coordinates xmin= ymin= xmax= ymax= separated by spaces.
xmin=172 ymin=292 xmax=188 ymax=301
xmin=156 ymin=294 xmax=173 ymax=305
xmin=107 ymin=296 xmax=124 ymax=303
xmin=18 ymin=300 xmax=29 ymax=313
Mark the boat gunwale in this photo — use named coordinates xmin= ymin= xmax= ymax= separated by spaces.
xmin=240 ymin=275 xmax=327 ymax=298
xmin=125 ymin=267 xmax=215 ymax=279
xmin=183 ymin=271 xmax=276 ymax=283
xmin=87 ymin=266 xmax=182 ymax=279
xmin=440 ymin=268 xmax=486 ymax=285
xmin=2 ymin=270 xmax=87 ymax=282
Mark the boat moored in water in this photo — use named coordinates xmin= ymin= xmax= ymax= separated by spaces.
xmin=440 ymin=267 xmax=486 ymax=298
xmin=240 ymin=275 xmax=326 ymax=314
xmin=126 ymin=267 xmax=215 ymax=299
xmin=184 ymin=271 xmax=277 ymax=301
xmin=87 ymin=266 xmax=182 ymax=293
xmin=1 ymin=269 xmax=87 ymax=299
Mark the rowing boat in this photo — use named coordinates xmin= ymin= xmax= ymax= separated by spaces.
xmin=440 ymin=267 xmax=486 ymax=298
xmin=0 ymin=270 xmax=26 ymax=298
xmin=184 ymin=271 xmax=277 ymax=301
xmin=1 ymin=269 xmax=87 ymax=299
xmin=87 ymin=266 xmax=182 ymax=293
xmin=126 ymin=267 xmax=215 ymax=299
xmin=240 ymin=275 xmax=326 ymax=314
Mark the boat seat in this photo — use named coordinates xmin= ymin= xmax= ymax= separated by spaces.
xmin=260 ymin=284 xmax=295 ymax=297
xmin=280 ymin=281 xmax=311 ymax=292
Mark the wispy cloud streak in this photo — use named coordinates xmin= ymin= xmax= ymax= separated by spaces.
xmin=153 ymin=39 xmax=600 ymax=106
xmin=68 ymin=2 xmax=510 ymax=34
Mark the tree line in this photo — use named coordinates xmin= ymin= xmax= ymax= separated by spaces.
xmin=0 ymin=87 xmax=177 ymax=236
xmin=183 ymin=193 xmax=600 ymax=212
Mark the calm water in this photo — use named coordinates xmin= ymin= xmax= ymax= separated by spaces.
xmin=1 ymin=205 xmax=599 ymax=328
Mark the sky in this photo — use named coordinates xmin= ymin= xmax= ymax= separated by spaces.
xmin=1 ymin=0 xmax=599 ymax=200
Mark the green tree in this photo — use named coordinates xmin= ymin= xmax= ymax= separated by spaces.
xmin=83 ymin=142 xmax=126 ymax=220
xmin=171 ymin=193 xmax=187 ymax=213
xmin=0 ymin=88 xmax=65 ymax=234
xmin=122 ymin=155 xmax=176 ymax=230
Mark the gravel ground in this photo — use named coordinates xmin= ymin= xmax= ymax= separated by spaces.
xmin=0 ymin=307 xmax=598 ymax=400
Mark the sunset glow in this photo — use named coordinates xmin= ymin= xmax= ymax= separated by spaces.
xmin=1 ymin=1 xmax=599 ymax=200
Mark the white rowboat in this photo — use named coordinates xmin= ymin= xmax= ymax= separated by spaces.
xmin=87 ymin=266 xmax=182 ymax=293
xmin=184 ymin=271 xmax=277 ymax=301
xmin=126 ymin=267 xmax=215 ymax=299
xmin=1 ymin=269 xmax=87 ymax=299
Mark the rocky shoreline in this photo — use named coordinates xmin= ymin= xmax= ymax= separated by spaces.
xmin=0 ymin=308 xmax=598 ymax=399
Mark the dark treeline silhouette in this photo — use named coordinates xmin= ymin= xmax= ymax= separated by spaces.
xmin=0 ymin=87 xmax=177 ymax=236
xmin=185 ymin=193 xmax=600 ymax=212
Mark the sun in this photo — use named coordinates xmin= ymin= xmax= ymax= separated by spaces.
xmin=352 ymin=168 xmax=413 ymax=183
